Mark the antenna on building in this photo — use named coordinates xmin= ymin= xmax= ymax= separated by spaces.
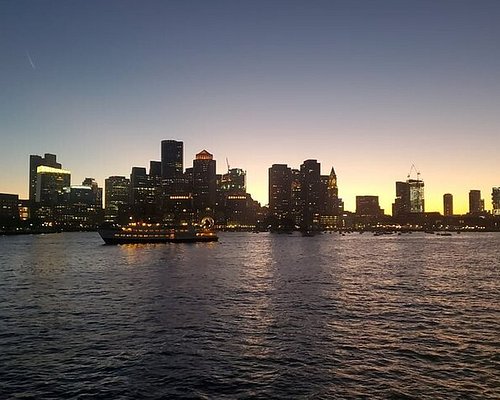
xmin=226 ymin=157 xmax=230 ymax=173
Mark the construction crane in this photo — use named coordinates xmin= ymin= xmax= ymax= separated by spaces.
xmin=226 ymin=157 xmax=230 ymax=173
xmin=407 ymin=164 xmax=421 ymax=181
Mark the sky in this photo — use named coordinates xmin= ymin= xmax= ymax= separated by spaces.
xmin=1 ymin=0 xmax=499 ymax=214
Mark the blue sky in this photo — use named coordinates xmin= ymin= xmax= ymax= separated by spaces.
xmin=1 ymin=0 xmax=499 ymax=213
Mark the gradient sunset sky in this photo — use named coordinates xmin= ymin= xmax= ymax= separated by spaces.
xmin=1 ymin=0 xmax=499 ymax=214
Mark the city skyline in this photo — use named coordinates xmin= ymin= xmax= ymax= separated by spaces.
xmin=4 ymin=146 xmax=500 ymax=217
xmin=1 ymin=1 xmax=499 ymax=214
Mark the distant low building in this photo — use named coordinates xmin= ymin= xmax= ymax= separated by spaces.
xmin=0 ymin=193 xmax=20 ymax=228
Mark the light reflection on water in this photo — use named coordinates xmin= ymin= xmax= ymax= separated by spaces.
xmin=0 ymin=231 xmax=499 ymax=399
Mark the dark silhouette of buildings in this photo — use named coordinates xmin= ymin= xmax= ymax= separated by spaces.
xmin=268 ymin=160 xmax=343 ymax=230
xmin=443 ymin=193 xmax=453 ymax=216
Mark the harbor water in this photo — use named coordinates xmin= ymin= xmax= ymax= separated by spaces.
xmin=0 ymin=232 xmax=499 ymax=399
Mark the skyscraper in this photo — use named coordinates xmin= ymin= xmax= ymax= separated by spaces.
xmin=29 ymin=153 xmax=62 ymax=204
xmin=469 ymin=190 xmax=483 ymax=214
xmin=161 ymin=140 xmax=183 ymax=185
xmin=192 ymin=150 xmax=217 ymax=215
xmin=130 ymin=167 xmax=157 ymax=221
xmin=300 ymin=159 xmax=321 ymax=229
xmin=35 ymin=166 xmax=71 ymax=205
xmin=105 ymin=176 xmax=130 ymax=223
xmin=268 ymin=164 xmax=292 ymax=223
xmin=443 ymin=193 xmax=453 ymax=216
xmin=392 ymin=176 xmax=424 ymax=216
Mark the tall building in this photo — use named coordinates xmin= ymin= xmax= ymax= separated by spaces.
xmin=105 ymin=176 xmax=130 ymax=223
xmin=392 ymin=177 xmax=424 ymax=216
xmin=35 ymin=166 xmax=71 ymax=205
xmin=130 ymin=167 xmax=157 ymax=221
xmin=192 ymin=150 xmax=217 ymax=215
xmin=493 ymin=187 xmax=500 ymax=216
xmin=300 ymin=159 xmax=321 ymax=228
xmin=443 ymin=193 xmax=453 ymax=216
xmin=82 ymin=178 xmax=103 ymax=209
xmin=268 ymin=164 xmax=292 ymax=222
xmin=326 ymin=167 xmax=340 ymax=216
xmin=290 ymin=168 xmax=303 ymax=227
xmin=356 ymin=196 xmax=383 ymax=216
xmin=29 ymin=153 xmax=61 ymax=204
xmin=161 ymin=140 xmax=183 ymax=192
xmin=469 ymin=190 xmax=483 ymax=214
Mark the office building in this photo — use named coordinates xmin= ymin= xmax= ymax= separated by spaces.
xmin=356 ymin=196 xmax=383 ymax=216
xmin=0 ymin=193 xmax=20 ymax=227
xmin=300 ymin=159 xmax=321 ymax=228
xmin=161 ymin=140 xmax=184 ymax=194
xmin=392 ymin=177 xmax=424 ymax=216
xmin=130 ymin=167 xmax=157 ymax=221
xmin=221 ymin=168 xmax=246 ymax=193
xmin=469 ymin=190 xmax=484 ymax=214
xmin=29 ymin=153 xmax=61 ymax=204
xmin=443 ymin=193 xmax=453 ymax=216
xmin=268 ymin=164 xmax=292 ymax=222
xmin=35 ymin=166 xmax=71 ymax=205
xmin=82 ymin=178 xmax=103 ymax=209
xmin=493 ymin=187 xmax=500 ymax=216
xmin=192 ymin=150 xmax=217 ymax=215
xmin=105 ymin=176 xmax=130 ymax=222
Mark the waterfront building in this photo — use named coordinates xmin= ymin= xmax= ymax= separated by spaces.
xmin=356 ymin=196 xmax=383 ymax=216
xmin=469 ymin=190 xmax=484 ymax=214
xmin=130 ymin=167 xmax=157 ymax=221
xmin=0 ymin=193 xmax=20 ymax=228
xmin=33 ymin=165 xmax=71 ymax=223
xmin=268 ymin=164 xmax=292 ymax=226
xmin=57 ymin=185 xmax=102 ymax=228
xmin=300 ymin=159 xmax=321 ymax=229
xmin=161 ymin=140 xmax=184 ymax=194
xmin=35 ymin=166 xmax=71 ymax=205
xmin=290 ymin=168 xmax=303 ymax=227
xmin=82 ymin=178 xmax=103 ymax=209
xmin=326 ymin=167 xmax=340 ymax=216
xmin=192 ymin=150 xmax=217 ymax=217
xmin=105 ymin=176 xmax=130 ymax=223
xmin=493 ymin=187 xmax=500 ymax=216
xmin=443 ymin=193 xmax=453 ymax=216
xmin=392 ymin=176 xmax=424 ymax=216
xmin=29 ymin=153 xmax=61 ymax=204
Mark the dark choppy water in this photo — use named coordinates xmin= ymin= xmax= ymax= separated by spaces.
xmin=0 ymin=232 xmax=499 ymax=399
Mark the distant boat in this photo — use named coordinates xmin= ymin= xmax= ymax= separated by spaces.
xmin=98 ymin=222 xmax=218 ymax=244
